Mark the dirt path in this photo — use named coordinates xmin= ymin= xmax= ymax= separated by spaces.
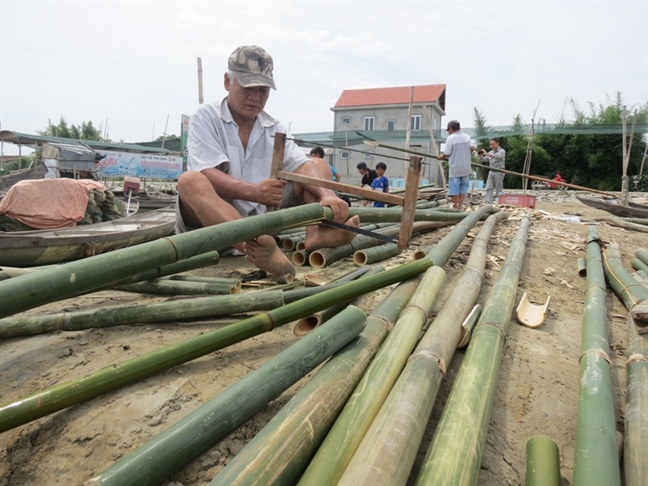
xmin=1 ymin=191 xmax=646 ymax=485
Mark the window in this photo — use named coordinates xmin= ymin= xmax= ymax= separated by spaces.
xmin=340 ymin=151 xmax=349 ymax=159
xmin=341 ymin=116 xmax=351 ymax=125
xmin=386 ymin=120 xmax=396 ymax=131
xmin=411 ymin=115 xmax=422 ymax=131
xmin=363 ymin=116 xmax=375 ymax=131
xmin=363 ymin=151 xmax=373 ymax=159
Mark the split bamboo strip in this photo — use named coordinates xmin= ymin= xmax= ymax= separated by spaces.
xmin=623 ymin=313 xmax=648 ymax=485
xmin=525 ymin=436 xmax=561 ymax=486
xmin=414 ymin=216 xmax=531 ymax=486
xmin=0 ymin=256 xmax=433 ymax=433
xmin=457 ymin=304 xmax=482 ymax=349
xmin=116 ymin=279 xmax=239 ymax=296
xmin=636 ymin=248 xmax=648 ymax=267
xmin=86 ymin=306 xmax=367 ymax=486
xmin=0 ymin=291 xmax=285 ymax=338
xmin=572 ymin=226 xmax=621 ymax=485
xmin=298 ymin=267 xmax=446 ymax=486
xmin=337 ymin=212 xmax=507 ymax=486
xmin=632 ymin=258 xmax=648 ymax=274
xmin=209 ymin=278 xmax=421 ymax=486
xmin=414 ymin=205 xmax=501 ymax=261
xmin=0 ymin=203 xmax=336 ymax=319
xmin=602 ymin=243 xmax=648 ymax=333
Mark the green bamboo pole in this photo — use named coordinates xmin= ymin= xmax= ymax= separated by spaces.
xmin=116 ymin=279 xmax=239 ymax=296
xmin=586 ymin=216 xmax=648 ymax=233
xmin=414 ymin=216 xmax=531 ymax=486
xmin=525 ymin=436 xmax=561 ymax=486
xmin=602 ymin=243 xmax=648 ymax=333
xmin=637 ymin=248 xmax=648 ymax=266
xmin=0 ymin=291 xmax=285 ymax=338
xmin=337 ymin=212 xmax=507 ymax=486
xmin=162 ymin=275 xmax=241 ymax=287
xmin=601 ymin=244 xmax=648 ymax=484
xmin=298 ymin=266 xmax=446 ymax=486
xmin=86 ymin=306 xmax=367 ymax=486
xmin=348 ymin=207 xmax=471 ymax=223
xmin=0 ymin=204 xmax=335 ymax=319
xmin=0 ymin=256 xmax=433 ymax=433
xmin=353 ymin=242 xmax=402 ymax=266
xmin=414 ymin=205 xmax=501 ymax=262
xmin=209 ymin=278 xmax=421 ymax=486
xmin=573 ymin=226 xmax=621 ymax=486
xmin=635 ymin=270 xmax=648 ymax=286
xmin=624 ymin=313 xmax=648 ymax=485
xmin=632 ymin=257 xmax=648 ymax=274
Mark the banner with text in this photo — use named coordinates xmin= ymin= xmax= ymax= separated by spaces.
xmin=96 ymin=151 xmax=183 ymax=180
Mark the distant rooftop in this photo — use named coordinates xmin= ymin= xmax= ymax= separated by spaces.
xmin=333 ymin=84 xmax=446 ymax=111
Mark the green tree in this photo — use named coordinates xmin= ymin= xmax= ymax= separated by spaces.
xmin=38 ymin=117 xmax=103 ymax=141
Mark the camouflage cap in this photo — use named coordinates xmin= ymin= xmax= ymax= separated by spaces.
xmin=228 ymin=45 xmax=276 ymax=90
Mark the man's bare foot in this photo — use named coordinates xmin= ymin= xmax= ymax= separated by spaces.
xmin=304 ymin=215 xmax=361 ymax=252
xmin=244 ymin=234 xmax=296 ymax=277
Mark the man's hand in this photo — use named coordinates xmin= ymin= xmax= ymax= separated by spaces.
xmin=253 ymin=178 xmax=286 ymax=206
xmin=320 ymin=194 xmax=349 ymax=223
xmin=437 ymin=153 xmax=446 ymax=161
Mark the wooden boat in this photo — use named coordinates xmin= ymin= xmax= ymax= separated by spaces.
xmin=0 ymin=205 xmax=176 ymax=267
xmin=575 ymin=194 xmax=648 ymax=219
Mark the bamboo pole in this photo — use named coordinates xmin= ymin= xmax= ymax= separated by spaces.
xmin=0 ymin=203 xmax=338 ymax=319
xmin=636 ymin=248 xmax=648 ymax=267
xmin=414 ymin=216 xmax=531 ymax=485
xmin=0 ymin=256 xmax=434 ymax=433
xmin=632 ymin=257 xmax=648 ymax=274
xmin=0 ymin=291 xmax=286 ymax=339
xmin=525 ymin=436 xmax=561 ymax=486
xmin=573 ymin=226 xmax=621 ymax=485
xmin=602 ymin=243 xmax=648 ymax=333
xmin=623 ymin=313 xmax=648 ymax=485
xmin=587 ymin=215 xmax=648 ymax=233
xmin=86 ymin=306 xmax=367 ymax=486
xmin=337 ymin=212 xmax=507 ymax=486
xmin=209 ymin=278 xmax=421 ymax=486
xmin=116 ymin=279 xmax=239 ymax=296
xmin=353 ymin=243 xmax=402 ymax=265
xmin=297 ymin=267 xmax=446 ymax=486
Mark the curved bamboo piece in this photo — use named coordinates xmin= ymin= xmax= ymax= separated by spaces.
xmin=0 ymin=203 xmax=336 ymax=319
xmin=338 ymin=212 xmax=508 ymax=486
xmin=573 ymin=226 xmax=621 ymax=485
xmin=414 ymin=216 xmax=531 ymax=486
xmin=602 ymin=243 xmax=648 ymax=333
xmin=209 ymin=279 xmax=421 ymax=486
xmin=525 ymin=436 xmax=561 ymax=486
xmin=0 ymin=256 xmax=433 ymax=433
xmin=298 ymin=267 xmax=446 ymax=486
xmin=86 ymin=306 xmax=367 ymax=486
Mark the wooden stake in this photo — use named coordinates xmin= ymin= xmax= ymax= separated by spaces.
xmin=267 ymin=132 xmax=286 ymax=212
xmin=398 ymin=156 xmax=423 ymax=249
xmin=197 ymin=57 xmax=204 ymax=105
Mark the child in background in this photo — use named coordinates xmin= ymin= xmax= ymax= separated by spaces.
xmin=370 ymin=162 xmax=389 ymax=208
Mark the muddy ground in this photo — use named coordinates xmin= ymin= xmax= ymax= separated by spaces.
xmin=1 ymin=190 xmax=646 ymax=485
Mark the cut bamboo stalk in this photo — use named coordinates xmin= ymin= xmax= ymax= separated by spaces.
xmin=292 ymin=249 xmax=311 ymax=266
xmin=623 ymin=313 xmax=648 ymax=485
xmin=348 ymin=206 xmax=471 ymax=223
xmin=631 ymin=257 xmax=648 ymax=274
xmin=414 ymin=216 xmax=531 ymax=486
xmin=0 ymin=256 xmax=433 ymax=433
xmin=116 ymin=279 xmax=239 ymax=296
xmin=577 ymin=257 xmax=587 ymax=277
xmin=573 ymin=226 xmax=621 ymax=485
xmin=86 ymin=306 xmax=367 ymax=486
xmin=0 ymin=203 xmax=337 ymax=319
xmin=0 ymin=291 xmax=285 ymax=339
xmin=636 ymin=248 xmax=648 ymax=267
xmin=354 ymin=243 xmax=402 ymax=266
xmin=209 ymin=278 xmax=421 ymax=486
xmin=525 ymin=436 xmax=561 ymax=486
xmin=298 ymin=267 xmax=446 ymax=486
xmin=634 ymin=270 xmax=648 ymax=287
xmin=337 ymin=212 xmax=507 ymax=486
xmin=293 ymin=266 xmax=385 ymax=336
xmin=163 ymin=275 xmax=241 ymax=289
xmin=602 ymin=243 xmax=648 ymax=333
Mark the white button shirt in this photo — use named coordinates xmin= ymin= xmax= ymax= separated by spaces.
xmin=187 ymin=98 xmax=308 ymax=217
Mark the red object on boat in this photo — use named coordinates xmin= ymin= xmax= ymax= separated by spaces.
xmin=497 ymin=194 xmax=536 ymax=209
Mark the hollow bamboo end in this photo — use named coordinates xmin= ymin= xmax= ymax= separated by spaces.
xmin=309 ymin=251 xmax=326 ymax=269
xmin=296 ymin=240 xmax=306 ymax=251
xmin=283 ymin=239 xmax=296 ymax=251
xmin=413 ymin=249 xmax=427 ymax=260
xmin=293 ymin=315 xmax=322 ymax=336
xmin=353 ymin=252 xmax=368 ymax=266
xmin=292 ymin=251 xmax=307 ymax=266
xmin=276 ymin=273 xmax=294 ymax=285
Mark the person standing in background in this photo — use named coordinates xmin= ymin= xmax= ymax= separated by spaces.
xmin=478 ymin=137 xmax=506 ymax=204
xmin=437 ymin=120 xmax=474 ymax=210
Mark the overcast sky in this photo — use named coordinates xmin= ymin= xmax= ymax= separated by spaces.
xmin=1 ymin=0 xmax=646 ymax=147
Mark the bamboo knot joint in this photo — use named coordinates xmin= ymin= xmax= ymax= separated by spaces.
xmin=579 ymin=348 xmax=612 ymax=366
xmin=409 ymin=349 xmax=447 ymax=376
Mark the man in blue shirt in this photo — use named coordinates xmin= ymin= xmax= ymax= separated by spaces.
xmin=370 ymin=162 xmax=389 ymax=208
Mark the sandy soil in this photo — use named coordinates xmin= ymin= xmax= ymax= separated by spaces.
xmin=1 ymin=191 xmax=646 ymax=486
